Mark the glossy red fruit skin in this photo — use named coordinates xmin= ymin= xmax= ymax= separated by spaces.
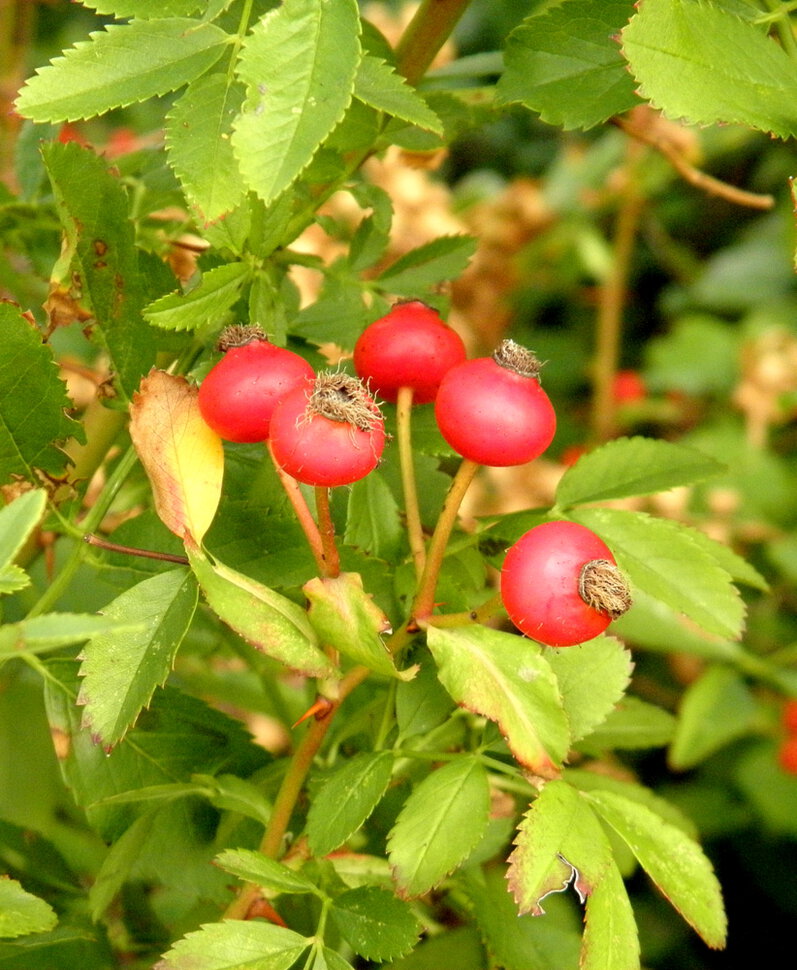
xmin=434 ymin=357 xmax=556 ymax=466
xmin=269 ymin=383 xmax=386 ymax=487
xmin=353 ymin=301 xmax=466 ymax=404
xmin=198 ymin=341 xmax=314 ymax=443
xmin=500 ymin=521 xmax=616 ymax=647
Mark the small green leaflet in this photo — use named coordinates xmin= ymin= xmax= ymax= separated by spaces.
xmin=544 ymin=635 xmax=633 ymax=744
xmin=329 ymin=886 xmax=421 ymax=962
xmin=0 ymin=878 xmax=58 ymax=940
xmin=143 ymin=262 xmax=251 ymax=331
xmin=307 ymin=751 xmax=394 ymax=857
xmin=584 ymin=789 xmax=727 ymax=949
xmin=569 ymin=508 xmax=745 ymax=640
xmin=82 ymin=1 xmax=204 ymax=17
xmin=496 ymin=0 xmax=638 ymax=130
xmin=377 ymin=235 xmax=477 ymax=296
xmin=77 ymin=569 xmax=199 ymax=749
xmin=0 ymin=613 xmax=144 ymax=659
xmin=0 ymin=489 xmax=46 ymax=595
xmin=15 ymin=19 xmax=229 ymax=123
xmin=581 ymin=859 xmax=641 ymax=970
xmin=387 ymin=756 xmax=490 ymax=898
xmin=165 ymin=73 xmax=247 ymax=223
xmin=575 ymin=696 xmax=676 ymax=753
xmin=354 ymin=54 xmax=443 ymax=133
xmin=426 ymin=625 xmax=570 ymax=777
xmin=555 ymin=436 xmax=724 ymax=508
xmin=215 ymin=849 xmax=319 ymax=896
xmin=0 ymin=304 xmax=82 ymax=485
xmin=621 ymin=0 xmax=797 ymax=138
xmin=156 ymin=920 xmax=310 ymax=969
xmin=231 ymin=0 xmax=361 ymax=205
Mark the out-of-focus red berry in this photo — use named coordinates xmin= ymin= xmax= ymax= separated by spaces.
xmin=778 ymin=735 xmax=797 ymax=775
xmin=612 ymin=370 xmax=647 ymax=404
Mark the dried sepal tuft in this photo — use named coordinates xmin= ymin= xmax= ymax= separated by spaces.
xmin=578 ymin=559 xmax=633 ymax=619
xmin=492 ymin=339 xmax=544 ymax=380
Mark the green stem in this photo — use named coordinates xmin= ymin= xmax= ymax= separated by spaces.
xmin=394 ymin=0 xmax=474 ymax=85
xmin=27 ymin=447 xmax=140 ymax=619
xmin=423 ymin=590 xmax=503 ymax=628
xmin=396 ymin=387 xmax=425 ymax=580
xmin=314 ymin=487 xmax=340 ymax=579
xmin=411 ymin=458 xmax=480 ymax=622
xmin=761 ymin=0 xmax=797 ymax=56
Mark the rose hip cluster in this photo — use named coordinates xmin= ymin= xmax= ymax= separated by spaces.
xmin=199 ymin=301 xmax=631 ymax=645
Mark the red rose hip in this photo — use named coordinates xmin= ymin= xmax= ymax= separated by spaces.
xmin=434 ymin=340 xmax=556 ymax=466
xmin=198 ymin=326 xmax=314 ymax=443
xmin=500 ymin=521 xmax=632 ymax=647
xmin=353 ymin=300 xmax=466 ymax=404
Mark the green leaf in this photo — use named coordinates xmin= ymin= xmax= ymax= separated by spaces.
xmin=570 ymin=508 xmax=745 ymax=640
xmin=0 ymin=878 xmax=58 ymax=940
xmin=395 ymin=655 xmax=455 ymax=740
xmin=0 ymin=613 xmax=143 ymax=658
xmin=0 ymin=489 xmax=46 ymax=594
xmin=197 ymin=773 xmax=272 ymax=826
xmin=496 ymin=0 xmax=638 ymax=129
xmin=668 ymin=665 xmax=757 ymax=770
xmin=143 ymin=262 xmax=251 ymax=331
xmin=575 ymin=696 xmax=676 ymax=753
xmin=15 ymin=19 xmax=229 ymax=123
xmin=581 ymin=858 xmax=640 ymax=970
xmin=77 ymin=569 xmax=198 ymax=749
xmin=307 ymin=751 xmax=394 ymax=857
xmin=544 ymin=635 xmax=632 ymax=744
xmin=42 ymin=142 xmax=157 ymax=399
xmin=644 ymin=315 xmax=738 ymax=395
xmin=165 ymin=73 xmax=247 ymax=223
xmin=507 ymin=780 xmax=614 ymax=916
xmin=231 ymin=0 xmax=361 ymax=204
xmin=82 ymin=0 xmax=204 ymax=17
xmin=584 ymin=789 xmax=727 ymax=949
xmin=347 ymin=183 xmax=393 ymax=273
xmin=555 ymin=437 xmax=724 ymax=508
xmin=387 ymin=756 xmax=490 ymax=898
xmin=426 ymin=625 xmax=570 ymax=777
xmin=684 ymin=525 xmax=769 ymax=592
xmin=156 ymin=919 xmax=309 ymax=969
xmin=291 ymin=276 xmax=371 ymax=348
xmin=304 ymin=573 xmax=416 ymax=681
xmin=465 ymin=866 xmax=582 ymax=970
xmin=354 ymin=54 xmax=442 ymax=133
xmin=0 ymin=304 xmax=82 ymax=484
xmin=376 ymin=235 xmax=477 ymax=296
xmin=330 ymin=886 xmax=421 ymax=962
xmin=344 ymin=470 xmax=403 ymax=560
xmin=215 ymin=849 xmax=319 ymax=896
xmin=621 ymin=0 xmax=797 ymax=138
xmin=186 ymin=541 xmax=337 ymax=680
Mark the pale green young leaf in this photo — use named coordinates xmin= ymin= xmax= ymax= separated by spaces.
xmin=166 ymin=73 xmax=246 ymax=222
xmin=582 ymin=859 xmax=641 ymax=970
xmin=377 ymin=235 xmax=477 ymax=296
xmin=231 ymin=0 xmax=360 ymax=204
xmin=0 ymin=613 xmax=144 ymax=658
xmin=388 ymin=756 xmax=490 ymax=898
xmin=186 ymin=541 xmax=338 ymax=679
xmin=0 ymin=564 xmax=28 ymax=596
xmin=304 ymin=573 xmax=416 ymax=680
xmin=575 ymin=696 xmax=676 ymax=753
xmin=143 ymin=262 xmax=251 ymax=331
xmin=0 ymin=878 xmax=58 ymax=939
xmin=0 ymin=304 xmax=82 ymax=484
xmin=684 ymin=525 xmax=769 ymax=591
xmin=426 ymin=625 xmax=570 ymax=777
xmin=584 ymin=789 xmax=727 ymax=949
xmin=570 ymin=508 xmax=745 ymax=640
xmin=41 ymin=142 xmax=157 ymax=399
xmin=307 ymin=751 xmax=394 ymax=857
xmin=330 ymin=886 xmax=421 ymax=961
xmin=156 ymin=919 xmax=309 ymax=969
xmin=555 ymin=437 xmax=724 ymax=508
xmin=668 ymin=665 xmax=757 ymax=770
xmin=354 ymin=54 xmax=443 ymax=133
xmin=544 ymin=635 xmax=633 ymax=744
xmin=215 ymin=849 xmax=319 ymax=896
xmin=507 ymin=781 xmax=614 ymax=916
xmin=621 ymin=0 xmax=797 ymax=138
xmin=15 ymin=19 xmax=229 ymax=123
xmin=0 ymin=489 xmax=46 ymax=594
xmin=77 ymin=569 xmax=199 ymax=748
xmin=496 ymin=0 xmax=638 ymax=129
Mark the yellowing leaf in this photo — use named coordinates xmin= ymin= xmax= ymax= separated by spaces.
xmin=130 ymin=370 xmax=223 ymax=542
